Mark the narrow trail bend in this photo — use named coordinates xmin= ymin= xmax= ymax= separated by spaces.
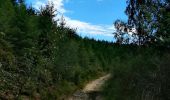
xmin=68 ymin=74 xmax=111 ymax=100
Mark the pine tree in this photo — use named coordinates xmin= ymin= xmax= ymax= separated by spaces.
xmin=37 ymin=3 xmax=57 ymax=57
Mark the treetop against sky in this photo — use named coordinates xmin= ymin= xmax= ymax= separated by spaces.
xmin=26 ymin=0 xmax=127 ymax=42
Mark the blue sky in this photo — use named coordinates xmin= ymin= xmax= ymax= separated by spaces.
xmin=25 ymin=0 xmax=127 ymax=42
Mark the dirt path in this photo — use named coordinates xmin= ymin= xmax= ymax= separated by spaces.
xmin=68 ymin=74 xmax=111 ymax=100
xmin=83 ymin=74 xmax=111 ymax=93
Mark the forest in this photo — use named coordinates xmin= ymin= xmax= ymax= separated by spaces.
xmin=0 ymin=0 xmax=170 ymax=100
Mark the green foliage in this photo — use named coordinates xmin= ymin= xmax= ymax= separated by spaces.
xmin=125 ymin=0 xmax=170 ymax=45
xmin=0 ymin=1 xmax=113 ymax=99
xmin=0 ymin=0 xmax=169 ymax=100
xmin=103 ymin=47 xmax=170 ymax=100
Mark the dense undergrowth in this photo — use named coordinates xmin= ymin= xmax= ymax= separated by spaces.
xmin=102 ymin=46 xmax=170 ymax=100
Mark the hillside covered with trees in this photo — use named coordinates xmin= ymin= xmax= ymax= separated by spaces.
xmin=0 ymin=0 xmax=170 ymax=100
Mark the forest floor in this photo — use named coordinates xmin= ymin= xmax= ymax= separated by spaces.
xmin=67 ymin=74 xmax=111 ymax=100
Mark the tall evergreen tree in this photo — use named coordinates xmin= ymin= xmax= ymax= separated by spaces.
xmin=37 ymin=3 xmax=57 ymax=57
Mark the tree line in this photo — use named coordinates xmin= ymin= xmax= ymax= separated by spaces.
xmin=0 ymin=0 xmax=119 ymax=99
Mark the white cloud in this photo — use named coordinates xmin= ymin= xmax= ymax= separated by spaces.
xmin=32 ymin=0 xmax=115 ymax=40
xmin=65 ymin=17 xmax=114 ymax=36
xmin=48 ymin=0 xmax=66 ymax=13
xmin=33 ymin=0 xmax=66 ymax=13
